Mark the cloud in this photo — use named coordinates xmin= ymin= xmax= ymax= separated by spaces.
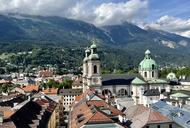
xmin=147 ymin=15 xmax=190 ymax=38
xmin=94 ymin=0 xmax=148 ymax=26
xmin=0 ymin=0 xmax=148 ymax=26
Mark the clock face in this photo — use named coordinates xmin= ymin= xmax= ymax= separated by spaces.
xmin=93 ymin=78 xmax=98 ymax=83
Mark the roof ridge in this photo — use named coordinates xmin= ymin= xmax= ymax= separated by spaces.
xmin=87 ymin=109 xmax=114 ymax=124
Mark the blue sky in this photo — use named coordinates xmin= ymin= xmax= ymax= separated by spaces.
xmin=148 ymin=0 xmax=190 ymax=22
xmin=0 ymin=0 xmax=190 ymax=37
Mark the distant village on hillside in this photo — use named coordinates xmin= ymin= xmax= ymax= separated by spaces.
xmin=0 ymin=40 xmax=189 ymax=128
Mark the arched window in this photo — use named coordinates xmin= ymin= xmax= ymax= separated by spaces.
xmin=152 ymin=71 xmax=154 ymax=77
xmin=152 ymin=64 xmax=155 ymax=70
xmin=94 ymin=65 xmax=97 ymax=74
xmin=144 ymin=72 xmax=147 ymax=77
xmin=118 ymin=89 xmax=128 ymax=97
xmin=102 ymin=89 xmax=112 ymax=96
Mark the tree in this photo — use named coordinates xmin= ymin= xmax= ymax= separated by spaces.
xmin=0 ymin=68 xmax=5 ymax=74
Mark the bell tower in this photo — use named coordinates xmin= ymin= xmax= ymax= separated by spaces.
xmin=82 ymin=40 xmax=102 ymax=93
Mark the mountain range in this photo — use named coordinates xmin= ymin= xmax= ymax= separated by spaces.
xmin=1 ymin=13 xmax=190 ymax=67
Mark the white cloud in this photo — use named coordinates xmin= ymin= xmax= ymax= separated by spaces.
xmin=147 ymin=15 xmax=190 ymax=38
xmin=94 ymin=0 xmax=148 ymax=26
xmin=0 ymin=0 xmax=148 ymax=26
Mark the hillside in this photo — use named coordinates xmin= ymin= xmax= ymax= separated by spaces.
xmin=0 ymin=14 xmax=190 ymax=68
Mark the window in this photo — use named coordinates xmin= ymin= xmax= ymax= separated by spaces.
xmin=118 ymin=89 xmax=128 ymax=97
xmin=169 ymin=124 xmax=172 ymax=128
xmin=152 ymin=64 xmax=155 ymax=70
xmin=157 ymin=125 xmax=160 ymax=128
xmin=144 ymin=72 xmax=147 ymax=77
xmin=94 ymin=65 xmax=97 ymax=74
xmin=152 ymin=71 xmax=154 ymax=77
xmin=146 ymin=126 xmax=149 ymax=128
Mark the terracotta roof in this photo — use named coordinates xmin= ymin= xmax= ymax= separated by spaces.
xmin=87 ymin=111 xmax=114 ymax=124
xmin=74 ymin=89 xmax=94 ymax=102
xmin=70 ymin=102 xmax=93 ymax=128
xmin=42 ymin=88 xmax=58 ymax=95
xmin=70 ymin=102 xmax=115 ymax=128
xmin=126 ymin=105 xmax=172 ymax=128
xmin=69 ymin=90 xmax=126 ymax=128
xmin=87 ymin=100 xmax=124 ymax=116
xmin=0 ymin=107 xmax=14 ymax=119
xmin=148 ymin=110 xmax=171 ymax=124
xmin=21 ymin=85 xmax=39 ymax=92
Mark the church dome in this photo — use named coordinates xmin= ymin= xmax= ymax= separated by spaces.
xmin=90 ymin=40 xmax=97 ymax=49
xmin=83 ymin=57 xmax=89 ymax=62
xmin=167 ymin=72 xmax=177 ymax=80
xmin=139 ymin=50 xmax=157 ymax=70
xmin=145 ymin=49 xmax=151 ymax=55
xmin=90 ymin=43 xmax=97 ymax=49
xmin=85 ymin=48 xmax=90 ymax=53
xmin=89 ymin=54 xmax=99 ymax=60
xmin=83 ymin=48 xmax=91 ymax=62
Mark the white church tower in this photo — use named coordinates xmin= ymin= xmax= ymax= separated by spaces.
xmin=139 ymin=50 xmax=158 ymax=81
xmin=82 ymin=40 xmax=102 ymax=93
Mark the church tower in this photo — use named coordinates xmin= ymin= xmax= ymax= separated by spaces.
xmin=82 ymin=40 xmax=102 ymax=93
xmin=138 ymin=50 xmax=158 ymax=81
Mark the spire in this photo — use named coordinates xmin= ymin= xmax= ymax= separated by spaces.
xmin=90 ymin=39 xmax=97 ymax=49
xmin=145 ymin=49 xmax=151 ymax=59
xmin=90 ymin=39 xmax=97 ymax=54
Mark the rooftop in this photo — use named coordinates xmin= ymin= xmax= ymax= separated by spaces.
xmin=21 ymin=85 xmax=39 ymax=93
xmin=151 ymin=101 xmax=190 ymax=128
xmin=125 ymin=104 xmax=172 ymax=128
xmin=42 ymin=87 xmax=58 ymax=95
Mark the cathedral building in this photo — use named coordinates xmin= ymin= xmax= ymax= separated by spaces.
xmin=82 ymin=40 xmax=172 ymax=107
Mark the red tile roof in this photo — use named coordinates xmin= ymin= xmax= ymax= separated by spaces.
xmin=21 ymin=85 xmax=39 ymax=92
xmin=87 ymin=111 xmax=114 ymax=124
xmin=70 ymin=90 xmax=126 ymax=128
xmin=126 ymin=105 xmax=172 ymax=127
xmin=0 ymin=107 xmax=14 ymax=119
xmin=42 ymin=88 xmax=58 ymax=95
xmin=87 ymin=100 xmax=124 ymax=116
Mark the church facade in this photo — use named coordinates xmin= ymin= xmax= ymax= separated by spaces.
xmin=82 ymin=40 xmax=172 ymax=107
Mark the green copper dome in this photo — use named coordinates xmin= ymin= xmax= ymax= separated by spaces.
xmin=90 ymin=40 xmax=97 ymax=49
xmin=139 ymin=50 xmax=157 ymax=70
xmin=89 ymin=54 xmax=99 ymax=60
xmin=85 ymin=48 xmax=90 ymax=53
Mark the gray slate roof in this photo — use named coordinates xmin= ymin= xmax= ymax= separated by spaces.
xmin=151 ymin=101 xmax=190 ymax=128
